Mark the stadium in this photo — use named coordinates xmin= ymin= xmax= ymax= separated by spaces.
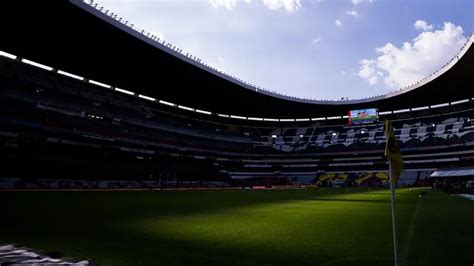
xmin=0 ymin=1 xmax=473 ymax=265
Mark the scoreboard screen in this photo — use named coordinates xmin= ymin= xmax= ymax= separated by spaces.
xmin=348 ymin=108 xmax=378 ymax=125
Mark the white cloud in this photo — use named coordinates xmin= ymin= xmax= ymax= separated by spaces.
xmin=414 ymin=20 xmax=434 ymax=31
xmin=208 ymin=0 xmax=237 ymax=10
xmin=312 ymin=36 xmax=322 ymax=43
xmin=262 ymin=0 xmax=302 ymax=12
xmin=351 ymin=0 xmax=374 ymax=5
xmin=357 ymin=21 xmax=467 ymax=89
xmin=335 ymin=20 xmax=343 ymax=27
xmin=358 ymin=59 xmax=379 ymax=84
xmin=213 ymin=56 xmax=227 ymax=71
xmin=346 ymin=10 xmax=359 ymax=17
xmin=209 ymin=0 xmax=301 ymax=12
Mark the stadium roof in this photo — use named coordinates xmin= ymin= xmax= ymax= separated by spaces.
xmin=1 ymin=0 xmax=473 ymax=118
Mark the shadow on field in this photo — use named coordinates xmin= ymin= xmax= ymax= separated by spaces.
xmin=0 ymin=188 xmax=399 ymax=266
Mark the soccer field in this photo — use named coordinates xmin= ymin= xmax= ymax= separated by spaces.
xmin=1 ymin=188 xmax=473 ymax=266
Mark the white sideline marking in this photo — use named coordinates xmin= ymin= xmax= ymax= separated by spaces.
xmin=400 ymin=197 xmax=421 ymax=266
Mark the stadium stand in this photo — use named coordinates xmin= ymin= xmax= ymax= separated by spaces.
xmin=0 ymin=0 xmax=473 ymax=190
xmin=1 ymin=49 xmax=473 ymax=189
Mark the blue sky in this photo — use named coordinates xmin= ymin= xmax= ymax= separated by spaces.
xmin=94 ymin=0 xmax=473 ymax=100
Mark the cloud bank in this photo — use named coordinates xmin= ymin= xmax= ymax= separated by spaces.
xmin=357 ymin=21 xmax=467 ymax=89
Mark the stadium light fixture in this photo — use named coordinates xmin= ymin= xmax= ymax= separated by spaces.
xmin=393 ymin=109 xmax=410 ymax=114
xmin=195 ymin=109 xmax=212 ymax=115
xmin=57 ymin=70 xmax=84 ymax=80
xmin=138 ymin=94 xmax=156 ymax=101
xmin=21 ymin=58 xmax=53 ymax=71
xmin=115 ymin=87 xmax=134 ymax=95
xmin=431 ymin=103 xmax=449 ymax=109
xmin=411 ymin=106 xmax=429 ymax=111
xmin=230 ymin=115 xmax=247 ymax=120
xmin=451 ymin=99 xmax=469 ymax=105
xmin=178 ymin=105 xmax=194 ymax=111
xmin=0 ymin=51 xmax=17 ymax=60
xmin=89 ymin=79 xmax=111 ymax=89
xmin=159 ymin=100 xmax=176 ymax=107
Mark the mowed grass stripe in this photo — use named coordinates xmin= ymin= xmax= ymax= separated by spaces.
xmin=0 ymin=188 xmax=472 ymax=265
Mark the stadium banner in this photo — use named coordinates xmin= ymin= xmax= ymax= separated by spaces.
xmin=348 ymin=108 xmax=378 ymax=125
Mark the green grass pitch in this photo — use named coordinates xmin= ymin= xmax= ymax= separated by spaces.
xmin=1 ymin=188 xmax=473 ymax=265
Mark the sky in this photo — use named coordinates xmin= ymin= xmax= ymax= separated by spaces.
xmin=93 ymin=0 xmax=473 ymax=100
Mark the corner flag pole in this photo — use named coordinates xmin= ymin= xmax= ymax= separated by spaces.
xmin=389 ymin=160 xmax=399 ymax=266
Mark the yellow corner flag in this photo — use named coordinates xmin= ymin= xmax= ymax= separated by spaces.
xmin=384 ymin=120 xmax=403 ymax=184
